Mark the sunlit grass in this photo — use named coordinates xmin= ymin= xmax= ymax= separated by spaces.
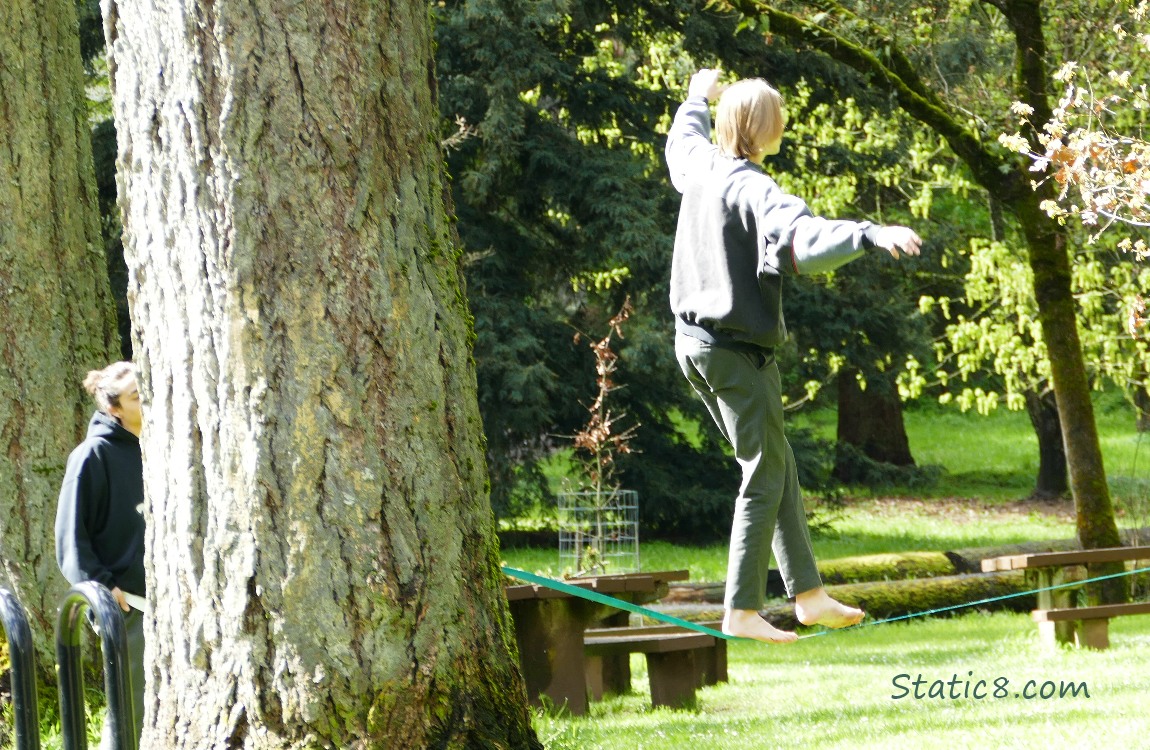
xmin=789 ymin=395 xmax=1150 ymax=504
xmin=520 ymin=396 xmax=1150 ymax=748
xmin=501 ymin=502 xmax=1077 ymax=583
xmin=534 ymin=612 xmax=1150 ymax=749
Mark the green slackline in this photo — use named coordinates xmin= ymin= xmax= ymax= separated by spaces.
xmin=502 ymin=566 xmax=737 ymax=640
xmin=501 ymin=564 xmax=1150 ymax=643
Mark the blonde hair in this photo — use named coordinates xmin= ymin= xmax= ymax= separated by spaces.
xmin=83 ymin=362 xmax=137 ymax=413
xmin=715 ymin=79 xmax=785 ymax=160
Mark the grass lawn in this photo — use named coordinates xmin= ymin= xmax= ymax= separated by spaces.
xmin=501 ymin=500 xmax=1077 ymax=582
xmin=792 ymin=396 xmax=1150 ymax=505
xmin=513 ymin=398 xmax=1150 ymax=748
xmin=534 ymin=612 xmax=1150 ymax=749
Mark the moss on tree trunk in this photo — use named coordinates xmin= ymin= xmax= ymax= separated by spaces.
xmin=104 ymin=0 xmax=540 ymax=746
xmin=818 ymin=552 xmax=956 ymax=585
xmin=0 ymin=0 xmax=120 ymax=676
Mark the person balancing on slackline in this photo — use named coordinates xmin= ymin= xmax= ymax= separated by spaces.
xmin=666 ymin=68 xmax=923 ymax=644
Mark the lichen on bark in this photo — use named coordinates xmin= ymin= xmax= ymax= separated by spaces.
xmin=103 ymin=0 xmax=539 ymax=746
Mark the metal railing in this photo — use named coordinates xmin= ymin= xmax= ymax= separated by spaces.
xmin=0 ymin=587 xmax=40 ymax=750
xmin=56 ymin=582 xmax=138 ymax=750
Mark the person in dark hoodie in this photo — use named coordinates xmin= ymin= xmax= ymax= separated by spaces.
xmin=56 ymin=361 xmax=145 ymax=745
xmin=666 ymin=69 xmax=922 ymax=644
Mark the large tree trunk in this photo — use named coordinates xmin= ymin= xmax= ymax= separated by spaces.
xmin=0 ymin=0 xmax=120 ymax=672
xmin=1023 ymin=388 xmax=1068 ymax=499
xmin=833 ymin=368 xmax=914 ymax=481
xmin=1134 ymin=383 xmax=1150 ymax=433
xmin=102 ymin=1 xmax=540 ymax=746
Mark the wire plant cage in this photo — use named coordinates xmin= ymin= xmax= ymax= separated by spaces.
xmin=557 ymin=489 xmax=639 ymax=575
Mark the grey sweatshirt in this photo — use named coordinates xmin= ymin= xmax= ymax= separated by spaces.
xmin=666 ymin=95 xmax=881 ymax=350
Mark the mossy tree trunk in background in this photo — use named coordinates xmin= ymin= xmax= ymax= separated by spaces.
xmin=1024 ymin=388 xmax=1068 ymax=499
xmin=102 ymin=0 xmax=540 ymax=746
xmin=1003 ymin=1 xmax=1124 ymax=602
xmin=0 ymin=0 xmax=120 ymax=673
xmin=833 ymin=368 xmax=914 ymax=481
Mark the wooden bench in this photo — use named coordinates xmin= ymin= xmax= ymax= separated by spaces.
xmin=982 ymin=546 xmax=1150 ymax=649
xmin=584 ymin=623 xmax=728 ymax=709
xmin=505 ymin=570 xmax=690 ymax=716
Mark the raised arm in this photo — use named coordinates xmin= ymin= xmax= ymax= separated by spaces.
xmin=665 ymin=69 xmax=725 ymax=193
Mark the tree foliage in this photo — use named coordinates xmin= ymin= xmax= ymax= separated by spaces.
xmin=435 ymin=0 xmax=745 ymax=534
xmin=1000 ymin=1 xmax=1150 ymax=234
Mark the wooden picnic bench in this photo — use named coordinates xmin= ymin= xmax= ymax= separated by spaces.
xmin=583 ymin=621 xmax=728 ymax=709
xmin=981 ymin=545 xmax=1150 ymax=649
xmin=505 ymin=570 xmax=690 ymax=715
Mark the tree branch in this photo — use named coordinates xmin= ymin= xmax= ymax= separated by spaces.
xmin=719 ymin=0 xmax=1027 ymax=201
xmin=996 ymin=0 xmax=1056 ymax=127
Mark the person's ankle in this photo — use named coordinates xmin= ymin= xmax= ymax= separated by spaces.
xmin=793 ymin=589 xmax=864 ymax=628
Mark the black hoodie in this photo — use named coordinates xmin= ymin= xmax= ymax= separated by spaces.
xmin=55 ymin=411 xmax=146 ymax=596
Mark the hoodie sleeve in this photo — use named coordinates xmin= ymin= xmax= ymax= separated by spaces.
xmin=758 ymin=185 xmax=883 ymax=276
xmin=55 ymin=446 xmax=116 ymax=589
xmin=665 ymin=95 xmax=720 ymax=194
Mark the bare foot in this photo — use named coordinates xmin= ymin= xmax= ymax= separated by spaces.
xmin=722 ymin=608 xmax=799 ymax=644
xmin=794 ymin=588 xmax=864 ymax=628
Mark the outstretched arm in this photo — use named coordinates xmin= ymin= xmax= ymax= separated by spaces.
xmin=760 ymin=189 xmax=923 ymax=275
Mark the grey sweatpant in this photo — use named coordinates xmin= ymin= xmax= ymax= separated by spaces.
xmin=676 ymin=333 xmax=823 ymax=610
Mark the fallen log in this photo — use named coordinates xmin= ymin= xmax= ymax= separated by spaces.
xmin=760 ymin=571 xmax=1033 ymax=630
xmin=818 ymin=552 xmax=956 ymax=585
xmin=819 ymin=529 xmax=1150 ymax=585
xmin=652 ymin=571 xmax=1034 ymax=629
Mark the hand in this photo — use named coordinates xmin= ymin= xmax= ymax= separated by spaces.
xmin=874 ymin=226 xmax=922 ymax=259
xmin=111 ymin=586 xmax=130 ymax=613
xmin=688 ymin=68 xmax=725 ymax=102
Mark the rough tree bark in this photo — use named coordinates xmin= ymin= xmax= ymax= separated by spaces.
xmin=1023 ymin=388 xmax=1068 ymax=499
xmin=833 ymin=368 xmax=914 ymax=481
xmin=0 ymin=0 xmax=120 ymax=671
xmin=102 ymin=0 xmax=540 ymax=746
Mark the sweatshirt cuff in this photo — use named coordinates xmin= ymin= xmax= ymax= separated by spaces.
xmin=862 ymin=224 xmax=883 ymax=249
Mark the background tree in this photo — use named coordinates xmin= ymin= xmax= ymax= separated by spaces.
xmin=1000 ymin=0 xmax=1150 ymax=233
xmin=102 ymin=0 xmax=539 ymax=745
xmin=997 ymin=3 xmax=1150 ymax=442
xmin=758 ymin=83 xmax=942 ymax=480
xmin=435 ymin=0 xmax=742 ymax=538
xmin=0 ymin=0 xmax=120 ymax=670
xmin=435 ymin=1 xmax=952 ymax=537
